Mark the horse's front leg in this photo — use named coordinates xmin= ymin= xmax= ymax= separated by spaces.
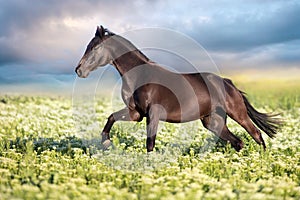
xmin=101 ymin=107 xmax=141 ymax=149
xmin=146 ymin=106 xmax=160 ymax=152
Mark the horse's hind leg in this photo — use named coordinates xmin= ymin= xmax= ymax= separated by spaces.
xmin=227 ymin=109 xmax=266 ymax=149
xmin=225 ymin=93 xmax=266 ymax=148
xmin=201 ymin=111 xmax=244 ymax=151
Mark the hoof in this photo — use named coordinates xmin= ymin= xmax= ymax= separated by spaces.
xmin=102 ymin=139 xmax=112 ymax=150
xmin=234 ymin=141 xmax=244 ymax=152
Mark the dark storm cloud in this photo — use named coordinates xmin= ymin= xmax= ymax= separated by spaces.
xmin=0 ymin=46 xmax=25 ymax=65
xmin=182 ymin=1 xmax=300 ymax=52
xmin=0 ymin=0 xmax=100 ymax=65
xmin=0 ymin=0 xmax=102 ymax=34
xmin=270 ymin=40 xmax=300 ymax=64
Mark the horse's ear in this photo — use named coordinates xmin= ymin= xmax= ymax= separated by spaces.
xmin=95 ymin=26 xmax=101 ymax=37
xmin=95 ymin=25 xmax=105 ymax=38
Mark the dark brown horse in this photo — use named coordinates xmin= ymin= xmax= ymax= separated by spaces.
xmin=75 ymin=26 xmax=281 ymax=152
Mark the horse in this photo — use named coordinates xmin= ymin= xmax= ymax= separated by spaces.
xmin=75 ymin=25 xmax=281 ymax=152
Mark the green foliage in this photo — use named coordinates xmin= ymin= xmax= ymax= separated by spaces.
xmin=0 ymin=81 xmax=299 ymax=199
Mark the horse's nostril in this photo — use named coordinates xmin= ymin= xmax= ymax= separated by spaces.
xmin=75 ymin=64 xmax=81 ymax=74
xmin=75 ymin=66 xmax=82 ymax=77
xmin=77 ymin=69 xmax=82 ymax=77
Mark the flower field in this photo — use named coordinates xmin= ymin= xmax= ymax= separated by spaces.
xmin=0 ymin=79 xmax=299 ymax=199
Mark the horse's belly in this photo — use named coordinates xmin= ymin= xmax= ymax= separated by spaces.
xmin=159 ymin=96 xmax=211 ymax=123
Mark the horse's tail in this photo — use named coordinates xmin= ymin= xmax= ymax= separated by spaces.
xmin=240 ymin=92 xmax=282 ymax=138
xmin=224 ymin=78 xmax=282 ymax=138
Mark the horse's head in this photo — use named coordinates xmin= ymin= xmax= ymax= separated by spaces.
xmin=75 ymin=26 xmax=115 ymax=78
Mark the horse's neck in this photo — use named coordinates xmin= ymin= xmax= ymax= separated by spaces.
xmin=112 ymin=50 xmax=151 ymax=76
xmin=109 ymin=35 xmax=151 ymax=76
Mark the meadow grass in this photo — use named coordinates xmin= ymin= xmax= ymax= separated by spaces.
xmin=0 ymin=77 xmax=299 ymax=199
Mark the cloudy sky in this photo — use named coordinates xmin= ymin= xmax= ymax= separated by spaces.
xmin=0 ymin=0 xmax=299 ymax=93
